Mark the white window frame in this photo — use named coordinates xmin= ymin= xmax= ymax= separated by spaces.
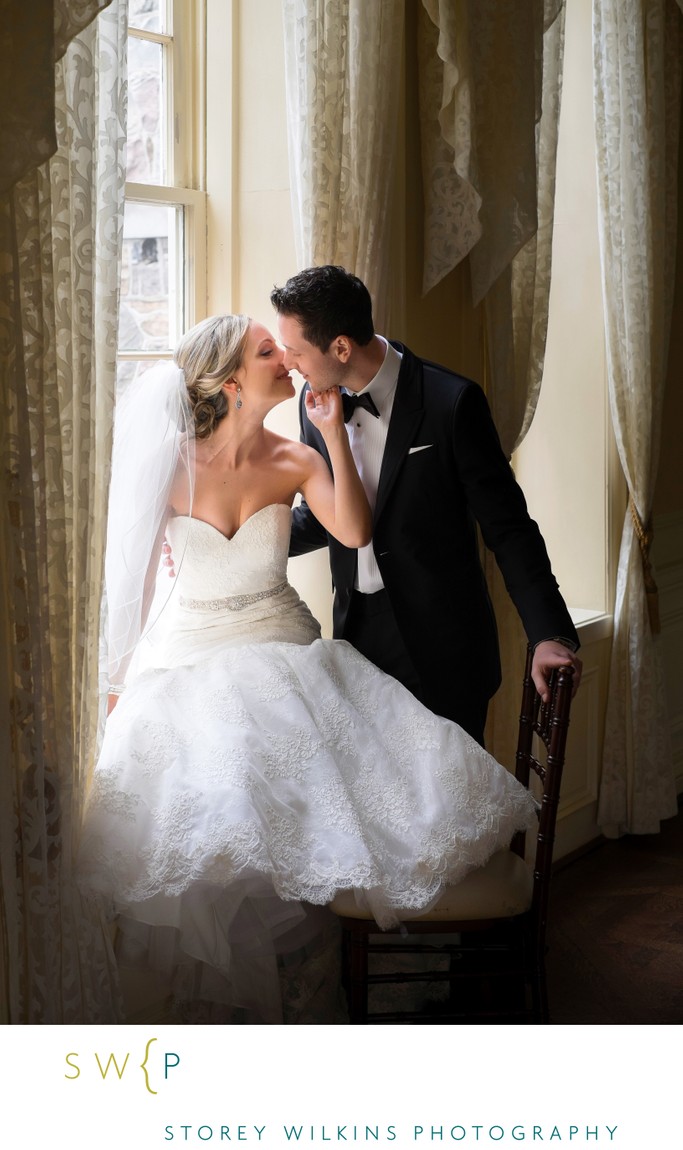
xmin=119 ymin=0 xmax=207 ymax=371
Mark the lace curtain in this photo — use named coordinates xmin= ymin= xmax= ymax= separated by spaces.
xmin=0 ymin=1 xmax=126 ymax=1022
xmin=594 ymin=0 xmax=681 ymax=836
xmin=281 ymin=0 xmax=404 ymax=332
xmin=418 ymin=0 xmax=564 ymax=453
xmin=418 ymin=1 xmax=566 ymax=762
xmin=0 ymin=0 xmax=112 ymax=192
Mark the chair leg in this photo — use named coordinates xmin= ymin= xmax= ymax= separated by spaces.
xmin=347 ymin=927 xmax=369 ymax=1024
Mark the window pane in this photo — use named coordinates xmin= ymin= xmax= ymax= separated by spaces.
xmin=119 ymin=202 xmax=185 ymax=358
xmin=129 ymin=0 xmax=165 ymax=34
xmin=127 ymin=36 xmax=166 ymax=184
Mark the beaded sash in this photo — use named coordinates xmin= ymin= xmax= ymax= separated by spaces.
xmin=179 ymin=580 xmax=289 ymax=613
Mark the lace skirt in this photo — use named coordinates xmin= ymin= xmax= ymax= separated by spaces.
xmin=78 ymin=637 xmax=536 ymax=1020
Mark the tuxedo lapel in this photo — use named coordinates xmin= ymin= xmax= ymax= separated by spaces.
xmin=374 ymin=346 xmax=423 ymax=524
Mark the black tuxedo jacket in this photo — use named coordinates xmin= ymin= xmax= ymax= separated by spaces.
xmin=290 ymin=342 xmax=578 ymax=715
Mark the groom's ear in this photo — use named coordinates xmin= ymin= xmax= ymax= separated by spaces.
xmin=331 ymin=336 xmax=352 ymax=364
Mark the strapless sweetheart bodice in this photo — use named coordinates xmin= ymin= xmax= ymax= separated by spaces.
xmin=166 ymin=504 xmax=292 ymax=601
xmin=147 ymin=504 xmax=321 ymax=667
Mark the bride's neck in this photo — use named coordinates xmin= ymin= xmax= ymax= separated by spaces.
xmin=199 ymin=413 xmax=266 ymax=467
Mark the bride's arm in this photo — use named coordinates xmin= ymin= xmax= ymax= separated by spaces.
xmin=298 ymin=388 xmax=372 ymax=549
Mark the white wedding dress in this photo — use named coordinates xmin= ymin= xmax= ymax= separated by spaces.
xmin=78 ymin=504 xmax=536 ymax=1021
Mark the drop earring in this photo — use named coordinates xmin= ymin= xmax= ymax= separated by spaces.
xmin=235 ymin=386 xmax=243 ymax=410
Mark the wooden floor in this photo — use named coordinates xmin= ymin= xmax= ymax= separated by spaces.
xmin=545 ymin=805 xmax=683 ymax=1024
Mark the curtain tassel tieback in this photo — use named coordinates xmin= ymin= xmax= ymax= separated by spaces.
xmin=629 ymin=495 xmax=661 ymax=634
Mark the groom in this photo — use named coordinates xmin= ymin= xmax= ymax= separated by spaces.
xmin=272 ymin=264 xmax=581 ymax=747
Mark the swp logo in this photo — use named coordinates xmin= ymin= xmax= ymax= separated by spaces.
xmin=64 ymin=1037 xmax=180 ymax=1095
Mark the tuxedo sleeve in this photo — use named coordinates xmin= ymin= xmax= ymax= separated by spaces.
xmin=289 ymin=385 xmax=330 ymax=558
xmin=290 ymin=501 xmax=328 ymax=556
xmin=451 ymin=382 xmax=579 ymax=650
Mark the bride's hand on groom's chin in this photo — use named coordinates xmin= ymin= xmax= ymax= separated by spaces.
xmin=304 ymin=386 xmax=344 ymax=434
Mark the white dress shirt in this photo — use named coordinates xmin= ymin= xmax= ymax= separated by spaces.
xmin=344 ymin=337 xmax=402 ymax=593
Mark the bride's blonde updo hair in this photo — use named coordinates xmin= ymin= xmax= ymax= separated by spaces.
xmin=174 ymin=314 xmax=251 ymax=439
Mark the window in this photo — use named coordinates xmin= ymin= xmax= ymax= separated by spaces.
xmin=117 ymin=0 xmax=206 ymax=395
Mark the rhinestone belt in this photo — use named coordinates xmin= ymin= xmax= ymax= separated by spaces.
xmin=179 ymin=580 xmax=289 ymax=612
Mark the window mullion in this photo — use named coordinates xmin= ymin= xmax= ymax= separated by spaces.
xmin=127 ymin=29 xmax=172 ymax=47
xmin=117 ymin=0 xmax=206 ymax=394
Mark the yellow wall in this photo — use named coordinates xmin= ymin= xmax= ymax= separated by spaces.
xmin=513 ymin=0 xmax=610 ymax=616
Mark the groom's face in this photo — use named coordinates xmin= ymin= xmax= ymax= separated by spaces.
xmin=277 ymin=314 xmax=347 ymax=393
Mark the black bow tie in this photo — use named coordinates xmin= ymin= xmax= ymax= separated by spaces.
xmin=342 ymin=391 xmax=380 ymax=422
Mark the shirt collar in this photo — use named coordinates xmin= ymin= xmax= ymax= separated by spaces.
xmin=353 ymin=336 xmax=402 ymax=410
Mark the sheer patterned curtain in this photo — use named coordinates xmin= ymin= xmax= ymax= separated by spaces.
xmin=281 ymin=0 xmax=404 ymax=331
xmin=0 ymin=0 xmax=113 ymax=192
xmin=594 ymin=0 xmax=681 ymax=835
xmin=0 ymin=0 xmax=126 ymax=1021
xmin=419 ymin=0 xmax=564 ymax=450
xmin=418 ymin=0 xmax=566 ymax=761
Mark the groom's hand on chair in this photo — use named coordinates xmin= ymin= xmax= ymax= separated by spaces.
xmin=531 ymin=640 xmax=582 ymax=704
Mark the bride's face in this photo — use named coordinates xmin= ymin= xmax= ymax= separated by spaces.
xmin=236 ymin=322 xmax=295 ymax=409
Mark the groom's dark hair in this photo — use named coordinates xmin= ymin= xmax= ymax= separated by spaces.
xmin=270 ymin=265 xmax=375 ymax=352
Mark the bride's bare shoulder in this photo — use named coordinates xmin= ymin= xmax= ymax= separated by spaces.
xmin=264 ymin=431 xmax=317 ymax=469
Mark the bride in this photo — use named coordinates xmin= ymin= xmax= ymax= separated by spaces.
xmin=78 ymin=313 xmax=537 ymax=1023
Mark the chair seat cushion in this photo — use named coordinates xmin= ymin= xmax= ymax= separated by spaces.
xmin=329 ymin=850 xmax=533 ymax=922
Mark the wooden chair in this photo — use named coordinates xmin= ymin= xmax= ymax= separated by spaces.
xmin=330 ymin=646 xmax=574 ymax=1024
